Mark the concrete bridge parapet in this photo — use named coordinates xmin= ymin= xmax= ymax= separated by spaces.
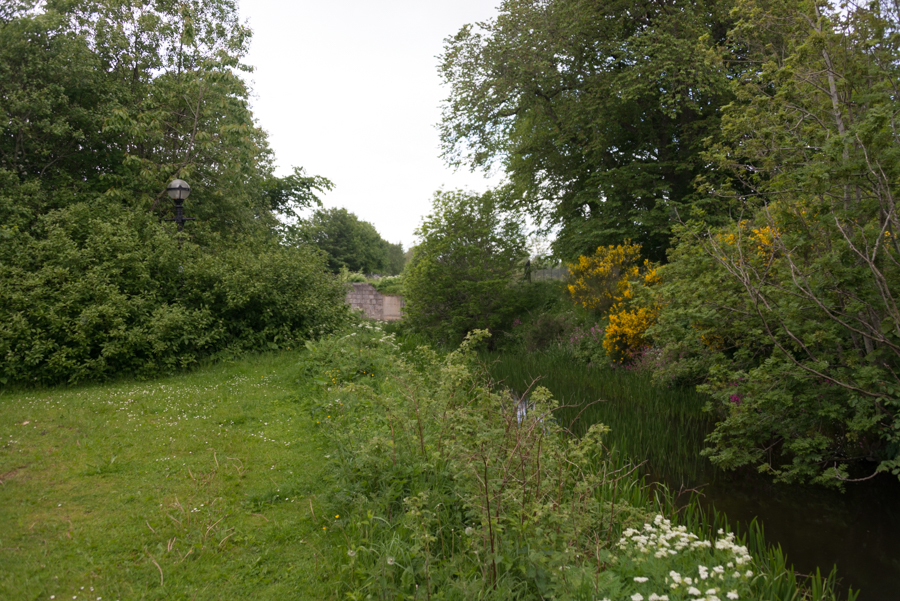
xmin=345 ymin=283 xmax=404 ymax=321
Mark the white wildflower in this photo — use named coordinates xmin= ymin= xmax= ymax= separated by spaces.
xmin=634 ymin=577 xmax=649 ymax=583
xmin=727 ymin=592 xmax=739 ymax=600
xmin=631 ymin=594 xmax=644 ymax=601
xmin=688 ymin=587 xmax=702 ymax=596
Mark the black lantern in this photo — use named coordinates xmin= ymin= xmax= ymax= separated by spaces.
xmin=164 ymin=179 xmax=195 ymax=232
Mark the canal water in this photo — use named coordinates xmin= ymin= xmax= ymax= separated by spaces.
xmin=693 ymin=468 xmax=900 ymax=601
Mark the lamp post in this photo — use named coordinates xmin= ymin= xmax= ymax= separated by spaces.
xmin=164 ymin=179 xmax=195 ymax=233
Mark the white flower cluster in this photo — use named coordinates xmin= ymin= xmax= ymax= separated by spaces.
xmin=618 ymin=516 xmax=755 ymax=601
xmin=618 ymin=514 xmax=713 ymax=558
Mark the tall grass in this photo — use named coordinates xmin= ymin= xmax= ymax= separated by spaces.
xmin=480 ymin=348 xmax=715 ymax=486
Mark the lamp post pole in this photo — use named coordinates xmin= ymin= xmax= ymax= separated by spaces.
xmin=165 ymin=179 xmax=194 ymax=287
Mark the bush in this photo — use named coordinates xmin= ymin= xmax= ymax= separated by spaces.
xmin=0 ymin=203 xmax=348 ymax=384
xmin=604 ymin=306 xmax=658 ymax=365
xmin=565 ymin=242 xmax=661 ymax=365
xmin=567 ymin=241 xmax=659 ymax=315
xmin=404 ymin=190 xmax=526 ymax=345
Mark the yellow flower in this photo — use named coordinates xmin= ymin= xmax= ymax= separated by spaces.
xmin=566 ymin=241 xmax=657 ymax=314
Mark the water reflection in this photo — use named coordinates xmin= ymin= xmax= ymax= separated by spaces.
xmin=683 ymin=468 xmax=900 ymax=601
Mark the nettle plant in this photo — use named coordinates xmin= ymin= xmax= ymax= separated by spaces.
xmin=304 ymin=326 xmax=651 ymax=598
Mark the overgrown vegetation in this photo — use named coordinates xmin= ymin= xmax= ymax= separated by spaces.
xmin=301 ymin=320 xmax=854 ymax=600
xmin=0 ymin=1 xmax=349 ymax=384
xmin=440 ymin=0 xmax=900 ymax=489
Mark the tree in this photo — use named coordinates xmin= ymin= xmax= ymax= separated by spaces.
xmin=404 ymin=190 xmax=526 ymax=344
xmin=0 ymin=0 xmax=348 ymax=384
xmin=653 ymin=0 xmax=900 ymax=486
xmin=383 ymin=241 xmax=406 ymax=275
xmin=439 ymin=0 xmax=736 ymax=261
xmin=0 ymin=0 xmax=327 ymax=235
xmin=296 ymin=207 xmax=400 ymax=274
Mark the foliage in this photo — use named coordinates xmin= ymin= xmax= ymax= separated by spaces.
xmin=616 ymin=515 xmax=757 ymax=601
xmin=0 ymin=0 xmax=318 ymax=233
xmin=384 ymin=239 xmax=407 ymax=275
xmin=439 ymin=0 xmax=737 ymax=261
xmin=293 ymin=207 xmax=403 ymax=275
xmin=567 ymin=241 xmax=660 ymax=315
xmin=404 ymin=189 xmax=527 ymax=345
xmin=566 ymin=242 xmax=660 ymax=364
xmin=604 ymin=306 xmax=659 ymax=366
xmin=652 ymin=0 xmax=900 ymax=486
xmin=0 ymin=1 xmax=346 ymax=384
xmin=305 ymin=325 xmax=646 ymax=599
xmin=370 ymin=274 xmax=405 ymax=296
xmin=301 ymin=323 xmax=854 ymax=600
xmin=566 ymin=322 xmax=608 ymax=365
xmin=0 ymin=204 xmax=348 ymax=384
xmin=481 ymin=346 xmax=714 ymax=483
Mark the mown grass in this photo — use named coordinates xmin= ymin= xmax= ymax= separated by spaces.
xmin=0 ymin=351 xmax=337 ymax=600
xmin=479 ymin=349 xmax=715 ymax=486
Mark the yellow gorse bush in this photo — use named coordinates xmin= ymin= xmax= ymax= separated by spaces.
xmin=567 ymin=241 xmax=659 ymax=314
xmin=567 ymin=241 xmax=660 ymax=363
xmin=603 ymin=305 xmax=659 ymax=364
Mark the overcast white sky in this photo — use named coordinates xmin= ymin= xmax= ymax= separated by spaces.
xmin=239 ymin=0 xmax=504 ymax=249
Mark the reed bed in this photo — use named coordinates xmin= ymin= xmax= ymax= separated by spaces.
xmin=479 ymin=349 xmax=716 ymax=486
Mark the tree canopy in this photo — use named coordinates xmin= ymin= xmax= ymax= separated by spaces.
xmin=0 ymin=0 xmax=326 ymax=235
xmin=295 ymin=207 xmax=405 ymax=275
xmin=0 ymin=0 xmax=347 ymax=384
xmin=649 ymin=0 xmax=900 ymax=486
xmin=404 ymin=190 xmax=526 ymax=344
xmin=439 ymin=0 xmax=736 ymax=261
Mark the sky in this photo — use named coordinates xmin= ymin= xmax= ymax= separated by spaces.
xmin=239 ymin=0 xmax=505 ymax=249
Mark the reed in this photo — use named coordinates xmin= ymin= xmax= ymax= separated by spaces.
xmin=480 ymin=348 xmax=715 ymax=485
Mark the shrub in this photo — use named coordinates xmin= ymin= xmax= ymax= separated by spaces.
xmin=299 ymin=324 xmax=852 ymax=601
xmin=404 ymin=190 xmax=526 ymax=345
xmin=567 ymin=241 xmax=659 ymax=315
xmin=604 ymin=306 xmax=659 ymax=365
xmin=565 ymin=241 xmax=661 ymax=365
xmin=0 ymin=203 xmax=348 ymax=384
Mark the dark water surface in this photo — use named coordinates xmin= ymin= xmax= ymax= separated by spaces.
xmin=690 ymin=469 xmax=900 ymax=601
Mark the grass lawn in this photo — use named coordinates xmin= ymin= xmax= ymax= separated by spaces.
xmin=0 ymin=351 xmax=337 ymax=600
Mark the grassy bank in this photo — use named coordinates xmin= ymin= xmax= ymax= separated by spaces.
xmin=0 ymin=351 xmax=334 ymax=600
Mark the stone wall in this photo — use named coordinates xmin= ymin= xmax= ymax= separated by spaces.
xmin=345 ymin=283 xmax=405 ymax=321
